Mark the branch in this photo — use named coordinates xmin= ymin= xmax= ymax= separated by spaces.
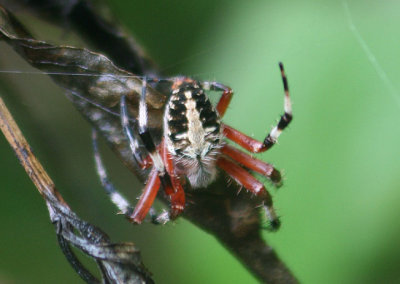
xmin=0 ymin=96 xmax=154 ymax=283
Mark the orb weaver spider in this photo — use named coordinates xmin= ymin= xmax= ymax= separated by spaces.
xmin=93 ymin=63 xmax=292 ymax=230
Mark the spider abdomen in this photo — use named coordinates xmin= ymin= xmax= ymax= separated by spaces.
xmin=164 ymin=79 xmax=223 ymax=188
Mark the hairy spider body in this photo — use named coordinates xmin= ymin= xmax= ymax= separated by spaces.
xmin=94 ymin=63 xmax=292 ymax=230
xmin=164 ymin=78 xmax=223 ymax=188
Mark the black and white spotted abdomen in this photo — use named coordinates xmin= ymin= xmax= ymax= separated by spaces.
xmin=163 ymin=79 xmax=224 ymax=188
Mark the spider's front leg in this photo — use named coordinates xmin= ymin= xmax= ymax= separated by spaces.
xmin=223 ymin=63 xmax=292 ymax=153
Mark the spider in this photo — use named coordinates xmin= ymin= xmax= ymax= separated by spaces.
xmin=92 ymin=63 xmax=292 ymax=230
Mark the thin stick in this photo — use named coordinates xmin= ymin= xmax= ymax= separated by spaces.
xmin=0 ymin=96 xmax=67 ymax=204
xmin=0 ymin=95 xmax=154 ymax=284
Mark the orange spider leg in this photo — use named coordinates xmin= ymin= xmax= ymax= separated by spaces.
xmin=217 ymin=157 xmax=269 ymax=197
xmin=216 ymin=87 xmax=233 ymax=117
xmin=130 ymin=168 xmax=161 ymax=224
xmin=221 ymin=144 xmax=282 ymax=186
xmin=160 ymin=140 xmax=185 ymax=219
xmin=217 ymin=156 xmax=279 ymax=229
xmin=222 ymin=124 xmax=268 ymax=153
xmin=202 ymin=82 xmax=233 ymax=118
xmin=222 ymin=63 xmax=292 ymax=153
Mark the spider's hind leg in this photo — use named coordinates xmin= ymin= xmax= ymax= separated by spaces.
xmin=217 ymin=156 xmax=280 ymax=231
xmin=221 ymin=144 xmax=283 ymax=187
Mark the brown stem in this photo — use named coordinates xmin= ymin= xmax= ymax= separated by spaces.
xmin=0 ymin=95 xmax=154 ymax=284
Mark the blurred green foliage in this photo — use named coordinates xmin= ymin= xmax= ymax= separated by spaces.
xmin=0 ymin=0 xmax=400 ymax=283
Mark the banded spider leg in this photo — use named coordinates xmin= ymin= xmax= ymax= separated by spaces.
xmin=92 ymin=129 xmax=134 ymax=217
xmin=92 ymin=63 xmax=292 ymax=230
xmin=93 ymin=79 xmax=184 ymax=224
xmin=202 ymin=62 xmax=292 ymax=229
xmin=93 ymin=128 xmax=170 ymax=224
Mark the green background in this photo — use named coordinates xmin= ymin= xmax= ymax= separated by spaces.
xmin=1 ymin=0 xmax=400 ymax=283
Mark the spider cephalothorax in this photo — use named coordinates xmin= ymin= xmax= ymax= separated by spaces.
xmin=94 ymin=63 xmax=292 ymax=230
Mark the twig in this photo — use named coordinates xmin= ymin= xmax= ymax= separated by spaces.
xmin=0 ymin=95 xmax=154 ymax=284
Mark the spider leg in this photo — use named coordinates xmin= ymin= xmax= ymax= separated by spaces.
xmin=148 ymin=208 xmax=171 ymax=225
xmin=221 ymin=144 xmax=282 ymax=187
xmin=136 ymin=79 xmax=165 ymax=173
xmin=130 ymin=168 xmax=161 ymax=224
xmin=201 ymin=81 xmax=233 ymax=117
xmin=92 ymin=129 xmax=134 ymax=216
xmin=130 ymin=79 xmax=184 ymax=222
xmin=223 ymin=62 xmax=292 ymax=153
xmin=93 ymin=128 xmax=168 ymax=224
xmin=217 ymin=156 xmax=280 ymax=230
xmin=120 ymin=95 xmax=152 ymax=169
xmin=160 ymin=139 xmax=185 ymax=219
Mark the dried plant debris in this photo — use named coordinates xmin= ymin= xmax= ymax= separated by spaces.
xmin=0 ymin=96 xmax=154 ymax=283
